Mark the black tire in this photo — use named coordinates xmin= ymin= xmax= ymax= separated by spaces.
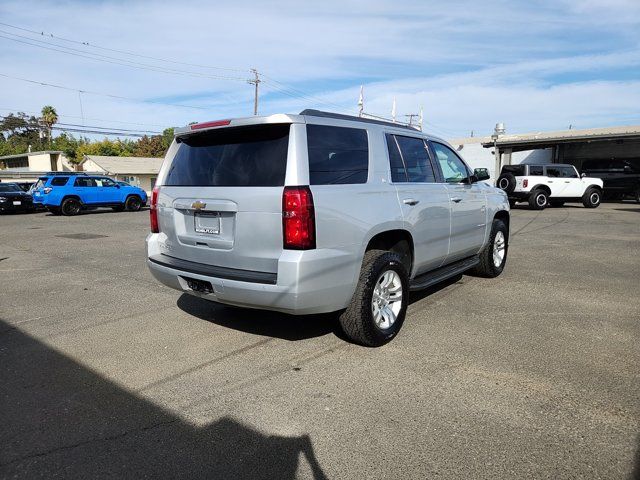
xmin=60 ymin=198 xmax=81 ymax=216
xmin=508 ymin=199 xmax=516 ymax=208
xmin=472 ymin=219 xmax=508 ymax=278
xmin=497 ymin=173 xmax=516 ymax=194
xmin=125 ymin=195 xmax=142 ymax=212
xmin=582 ymin=188 xmax=601 ymax=208
xmin=528 ymin=189 xmax=548 ymax=210
xmin=549 ymin=200 xmax=565 ymax=207
xmin=338 ymin=249 xmax=409 ymax=347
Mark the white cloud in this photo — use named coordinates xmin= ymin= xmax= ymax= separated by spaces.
xmin=0 ymin=0 xmax=638 ymax=138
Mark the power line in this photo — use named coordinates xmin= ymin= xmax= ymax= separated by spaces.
xmin=0 ymin=107 xmax=168 ymax=128
xmin=0 ymin=21 xmax=249 ymax=74
xmin=0 ymin=31 xmax=247 ymax=82
xmin=0 ymin=72 xmax=207 ymax=110
xmin=0 ymin=115 xmax=161 ymax=136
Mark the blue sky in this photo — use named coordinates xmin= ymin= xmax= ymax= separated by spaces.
xmin=0 ymin=0 xmax=639 ymax=139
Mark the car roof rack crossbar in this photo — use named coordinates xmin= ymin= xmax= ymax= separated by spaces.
xmin=299 ymin=109 xmax=418 ymax=131
xmin=44 ymin=171 xmax=88 ymax=176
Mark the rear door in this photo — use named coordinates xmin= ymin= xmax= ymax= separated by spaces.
xmin=73 ymin=177 xmax=97 ymax=203
xmin=386 ymin=133 xmax=450 ymax=274
xmin=156 ymin=123 xmax=292 ymax=274
xmin=429 ymin=141 xmax=487 ymax=262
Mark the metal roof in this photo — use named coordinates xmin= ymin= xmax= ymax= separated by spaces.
xmin=81 ymin=155 xmax=164 ymax=175
xmin=480 ymin=125 xmax=640 ymax=148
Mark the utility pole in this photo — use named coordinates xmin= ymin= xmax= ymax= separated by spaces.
xmin=248 ymin=68 xmax=261 ymax=115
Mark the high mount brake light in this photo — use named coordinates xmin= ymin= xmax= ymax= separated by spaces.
xmin=282 ymin=186 xmax=316 ymax=250
xmin=190 ymin=120 xmax=231 ymax=130
xmin=150 ymin=186 xmax=160 ymax=233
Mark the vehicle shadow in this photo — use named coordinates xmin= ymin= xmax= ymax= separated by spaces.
xmin=177 ymin=273 xmax=465 ymax=343
xmin=0 ymin=319 xmax=328 ymax=479
xmin=177 ymin=293 xmax=339 ymax=341
xmin=44 ymin=207 xmax=149 ymax=216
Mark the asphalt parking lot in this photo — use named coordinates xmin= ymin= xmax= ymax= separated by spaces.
xmin=1 ymin=203 xmax=639 ymax=479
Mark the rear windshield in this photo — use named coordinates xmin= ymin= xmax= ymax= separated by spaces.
xmin=502 ymin=165 xmax=525 ymax=176
xmin=164 ymin=124 xmax=290 ymax=187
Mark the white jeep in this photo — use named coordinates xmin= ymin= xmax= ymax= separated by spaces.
xmin=497 ymin=164 xmax=603 ymax=210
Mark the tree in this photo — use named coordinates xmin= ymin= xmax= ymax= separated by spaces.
xmin=40 ymin=106 xmax=58 ymax=145
xmin=133 ymin=135 xmax=167 ymax=157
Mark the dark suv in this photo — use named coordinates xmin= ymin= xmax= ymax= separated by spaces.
xmin=581 ymin=159 xmax=640 ymax=202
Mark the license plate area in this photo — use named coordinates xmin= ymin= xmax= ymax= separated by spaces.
xmin=13 ymin=201 xmax=21 ymax=205
xmin=194 ymin=212 xmax=220 ymax=235
xmin=182 ymin=276 xmax=214 ymax=294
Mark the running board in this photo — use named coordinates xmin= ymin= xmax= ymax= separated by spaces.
xmin=409 ymin=256 xmax=479 ymax=292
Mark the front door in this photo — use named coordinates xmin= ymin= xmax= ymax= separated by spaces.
xmin=430 ymin=141 xmax=487 ymax=262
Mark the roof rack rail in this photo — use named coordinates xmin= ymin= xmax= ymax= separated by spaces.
xmin=44 ymin=171 xmax=87 ymax=176
xmin=299 ymin=109 xmax=418 ymax=131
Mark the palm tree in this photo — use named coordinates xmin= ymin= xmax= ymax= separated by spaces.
xmin=40 ymin=106 xmax=58 ymax=146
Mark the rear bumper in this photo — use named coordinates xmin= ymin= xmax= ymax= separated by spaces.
xmin=146 ymin=234 xmax=361 ymax=315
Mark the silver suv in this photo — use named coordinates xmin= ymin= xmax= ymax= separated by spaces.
xmin=147 ymin=110 xmax=510 ymax=346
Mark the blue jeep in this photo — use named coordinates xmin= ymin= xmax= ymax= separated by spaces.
xmin=32 ymin=173 xmax=148 ymax=216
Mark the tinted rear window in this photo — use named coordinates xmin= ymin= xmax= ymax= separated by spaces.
xmin=50 ymin=177 xmax=69 ymax=186
xmin=528 ymin=165 xmax=544 ymax=176
xmin=502 ymin=165 xmax=525 ymax=176
xmin=164 ymin=124 xmax=290 ymax=187
xmin=306 ymin=125 xmax=368 ymax=185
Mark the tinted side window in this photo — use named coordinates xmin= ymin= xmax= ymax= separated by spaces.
xmin=546 ymin=167 xmax=561 ymax=177
xmin=528 ymin=165 xmax=544 ymax=176
xmin=165 ymin=124 xmax=290 ymax=187
xmin=431 ymin=142 xmax=469 ymax=183
xmin=558 ymin=166 xmax=578 ymax=178
xmin=51 ymin=177 xmax=69 ymax=186
xmin=74 ymin=177 xmax=96 ymax=187
xmin=307 ymin=125 xmax=368 ymax=185
xmin=502 ymin=165 xmax=526 ymax=176
xmin=394 ymin=136 xmax=436 ymax=183
xmin=386 ymin=134 xmax=407 ymax=182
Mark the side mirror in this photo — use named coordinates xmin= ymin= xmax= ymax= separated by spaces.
xmin=474 ymin=168 xmax=490 ymax=182
xmin=116 ymin=184 xmax=121 ymax=188
xmin=581 ymin=173 xmax=586 ymax=178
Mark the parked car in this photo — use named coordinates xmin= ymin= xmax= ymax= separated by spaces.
xmin=146 ymin=110 xmax=510 ymax=347
xmin=581 ymin=159 xmax=640 ymax=203
xmin=0 ymin=183 xmax=35 ymax=213
xmin=497 ymin=164 xmax=603 ymax=209
xmin=31 ymin=172 xmax=148 ymax=216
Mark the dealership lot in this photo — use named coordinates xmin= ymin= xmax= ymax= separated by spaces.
xmin=1 ymin=204 xmax=638 ymax=478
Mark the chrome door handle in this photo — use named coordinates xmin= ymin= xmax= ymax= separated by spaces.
xmin=403 ymin=198 xmax=419 ymax=206
xmin=451 ymin=197 xmax=463 ymax=203
xmin=564 ymin=181 xmax=570 ymax=183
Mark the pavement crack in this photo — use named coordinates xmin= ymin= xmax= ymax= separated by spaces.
xmin=136 ymin=337 xmax=274 ymax=393
xmin=0 ymin=418 xmax=178 ymax=468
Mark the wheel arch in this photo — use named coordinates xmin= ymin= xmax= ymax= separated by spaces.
xmin=493 ymin=210 xmax=510 ymax=241
xmin=365 ymin=229 xmax=414 ymax=275
xmin=61 ymin=194 xmax=82 ymax=204
xmin=530 ymin=184 xmax=551 ymax=195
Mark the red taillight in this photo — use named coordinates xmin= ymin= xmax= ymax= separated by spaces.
xmin=150 ymin=186 xmax=160 ymax=233
xmin=523 ymin=179 xmax=528 ymax=188
xmin=282 ymin=186 xmax=315 ymax=250
xmin=190 ymin=119 xmax=231 ymax=130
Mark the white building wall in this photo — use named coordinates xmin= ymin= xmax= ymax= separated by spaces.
xmin=452 ymin=139 xmax=553 ymax=182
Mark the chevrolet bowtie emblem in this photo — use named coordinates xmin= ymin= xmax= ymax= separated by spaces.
xmin=191 ymin=200 xmax=206 ymax=210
